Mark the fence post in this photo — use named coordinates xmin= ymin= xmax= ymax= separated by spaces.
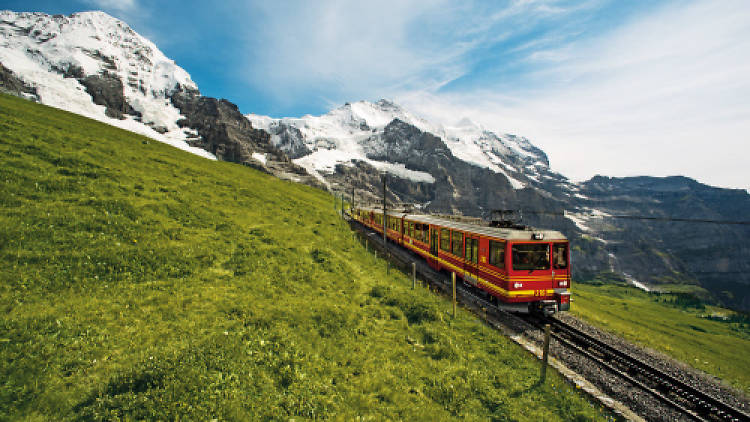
xmin=412 ymin=262 xmax=416 ymax=289
xmin=541 ymin=324 xmax=551 ymax=382
xmin=452 ymin=272 xmax=456 ymax=318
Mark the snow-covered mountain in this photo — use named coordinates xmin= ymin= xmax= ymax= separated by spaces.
xmin=248 ymin=99 xmax=569 ymax=192
xmin=2 ymin=10 xmax=748 ymax=310
xmin=0 ymin=10 xmax=213 ymax=158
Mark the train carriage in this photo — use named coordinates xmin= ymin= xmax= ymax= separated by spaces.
xmin=354 ymin=207 xmax=571 ymax=315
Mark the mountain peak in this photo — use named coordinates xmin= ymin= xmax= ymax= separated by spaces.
xmin=0 ymin=10 xmax=205 ymax=156
xmin=70 ymin=10 xmax=121 ymax=22
xmin=375 ymin=98 xmax=398 ymax=108
xmin=247 ymin=97 xmax=560 ymax=193
xmin=454 ymin=116 xmax=481 ymax=129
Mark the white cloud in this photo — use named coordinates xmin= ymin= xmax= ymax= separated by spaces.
xmin=230 ymin=0 xmax=748 ymax=189
xmin=85 ymin=0 xmax=137 ymax=12
xmin=398 ymin=0 xmax=750 ymax=190
xmin=240 ymin=0 xmax=533 ymax=110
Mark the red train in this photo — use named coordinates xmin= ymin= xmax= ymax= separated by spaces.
xmin=353 ymin=207 xmax=571 ymax=315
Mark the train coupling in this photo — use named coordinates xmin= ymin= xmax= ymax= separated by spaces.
xmin=531 ymin=300 xmax=558 ymax=317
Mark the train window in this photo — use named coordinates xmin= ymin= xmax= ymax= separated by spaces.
xmin=489 ymin=240 xmax=505 ymax=269
xmin=553 ymin=243 xmax=568 ymax=269
xmin=464 ymin=238 xmax=478 ymax=264
xmin=440 ymin=228 xmax=451 ymax=251
xmin=512 ymin=244 xmax=550 ymax=271
xmin=452 ymin=231 xmax=463 ymax=257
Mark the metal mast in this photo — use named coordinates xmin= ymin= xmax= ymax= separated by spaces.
xmin=382 ymin=173 xmax=387 ymax=246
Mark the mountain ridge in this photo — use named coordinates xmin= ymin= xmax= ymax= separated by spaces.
xmin=1 ymin=10 xmax=748 ymax=311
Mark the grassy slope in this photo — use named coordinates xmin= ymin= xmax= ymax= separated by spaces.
xmin=0 ymin=93 xmax=608 ymax=421
xmin=572 ymin=283 xmax=750 ymax=395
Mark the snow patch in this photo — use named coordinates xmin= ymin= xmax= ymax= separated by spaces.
xmin=623 ymin=273 xmax=650 ymax=292
xmin=565 ymin=211 xmax=591 ymax=232
xmin=367 ymin=161 xmax=435 ymax=183
xmin=292 ymin=148 xmax=435 ymax=184
xmin=251 ymin=152 xmax=267 ymax=165
xmin=247 ymin=113 xmax=274 ymax=131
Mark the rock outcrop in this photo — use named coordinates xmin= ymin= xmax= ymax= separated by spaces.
xmin=0 ymin=62 xmax=37 ymax=100
xmin=78 ymin=73 xmax=139 ymax=119
xmin=170 ymin=89 xmax=323 ymax=187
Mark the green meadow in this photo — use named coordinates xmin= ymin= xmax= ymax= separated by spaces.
xmin=571 ymin=283 xmax=750 ymax=395
xmin=0 ymin=93 xmax=609 ymax=420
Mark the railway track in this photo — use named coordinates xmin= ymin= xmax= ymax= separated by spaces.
xmin=523 ymin=315 xmax=750 ymax=422
xmin=347 ymin=214 xmax=750 ymax=422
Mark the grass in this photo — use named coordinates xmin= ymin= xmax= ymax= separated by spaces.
xmin=0 ymin=93 xmax=609 ymax=420
xmin=571 ymin=283 xmax=750 ymax=395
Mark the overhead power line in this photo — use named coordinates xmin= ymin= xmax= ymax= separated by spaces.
xmin=521 ymin=210 xmax=750 ymax=226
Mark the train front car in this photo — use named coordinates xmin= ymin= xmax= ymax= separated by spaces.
xmin=505 ymin=230 xmax=570 ymax=316
xmin=351 ymin=207 xmax=571 ymax=316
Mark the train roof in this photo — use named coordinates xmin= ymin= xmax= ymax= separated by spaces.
xmin=355 ymin=207 xmax=567 ymax=241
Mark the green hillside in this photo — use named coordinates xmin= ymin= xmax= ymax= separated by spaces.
xmin=571 ymin=283 xmax=750 ymax=395
xmin=0 ymin=94 xmax=608 ymax=420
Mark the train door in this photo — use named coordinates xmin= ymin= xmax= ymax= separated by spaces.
xmin=464 ymin=234 xmax=479 ymax=284
xmin=458 ymin=232 xmax=472 ymax=286
xmin=429 ymin=226 xmax=439 ymax=269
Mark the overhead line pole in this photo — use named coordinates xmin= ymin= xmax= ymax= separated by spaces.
xmin=383 ymin=173 xmax=387 ymax=247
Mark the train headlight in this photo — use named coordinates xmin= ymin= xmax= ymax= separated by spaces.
xmin=513 ymin=282 xmax=523 ymax=289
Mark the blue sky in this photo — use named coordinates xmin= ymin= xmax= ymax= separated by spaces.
xmin=4 ymin=0 xmax=750 ymax=189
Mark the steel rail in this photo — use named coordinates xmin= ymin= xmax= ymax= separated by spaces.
xmin=534 ymin=316 xmax=750 ymax=422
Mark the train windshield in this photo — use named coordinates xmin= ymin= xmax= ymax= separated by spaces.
xmin=512 ymin=243 xmax=550 ymax=271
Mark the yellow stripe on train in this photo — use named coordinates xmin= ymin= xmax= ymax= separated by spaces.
xmin=400 ymin=242 xmax=556 ymax=299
